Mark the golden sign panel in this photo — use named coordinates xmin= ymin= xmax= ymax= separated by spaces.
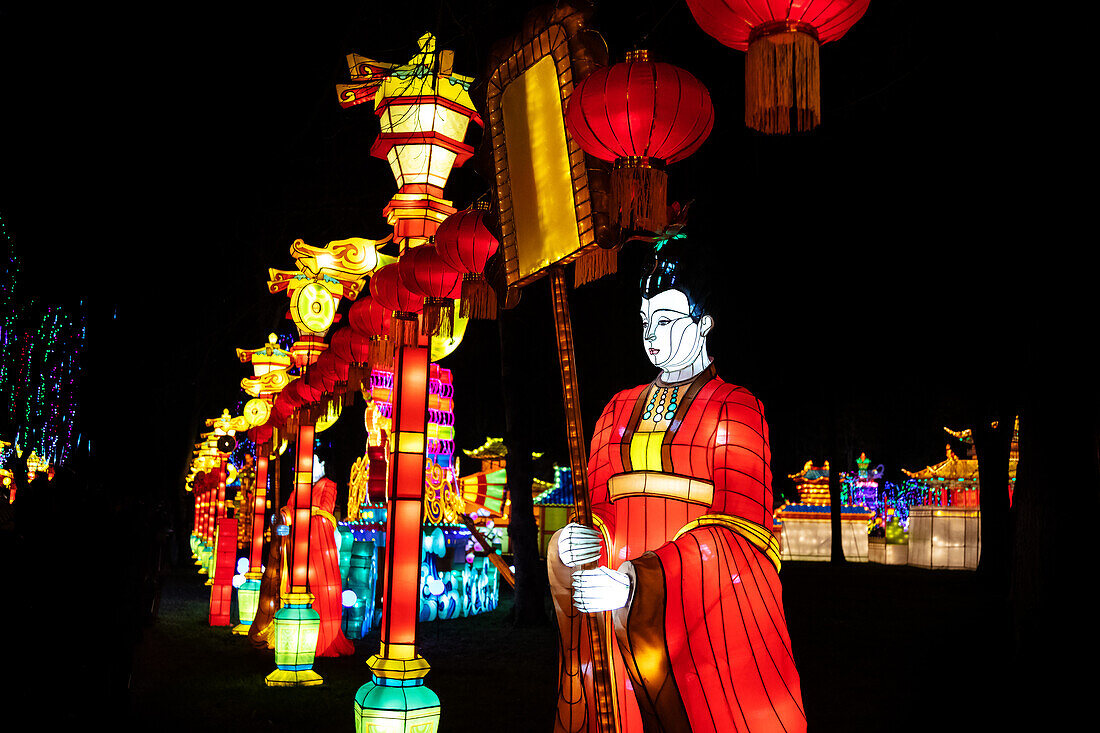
xmin=484 ymin=4 xmax=611 ymax=296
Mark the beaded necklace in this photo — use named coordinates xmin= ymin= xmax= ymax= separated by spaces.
xmin=642 ymin=384 xmax=680 ymax=423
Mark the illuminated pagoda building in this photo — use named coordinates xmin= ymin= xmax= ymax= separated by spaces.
xmin=773 ymin=459 xmax=876 ymax=562
xmin=900 ymin=421 xmax=1018 ymax=570
xmin=335 ymin=365 xmax=505 ymax=638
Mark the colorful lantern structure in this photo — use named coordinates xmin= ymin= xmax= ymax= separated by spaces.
xmin=685 ymin=0 xmax=871 ymax=134
xmin=338 ymin=32 xmax=483 ymax=252
xmin=565 ymin=50 xmax=714 ymax=234
xmin=202 ymin=411 xmax=244 ymax=626
xmin=338 ymin=32 xmax=484 ymax=732
xmin=267 ymin=236 xmax=379 ymax=367
xmin=901 ymin=421 xmax=1018 ymax=570
xmin=263 ymin=240 xmax=374 ymax=687
xmin=772 ymin=459 xmax=876 ymax=562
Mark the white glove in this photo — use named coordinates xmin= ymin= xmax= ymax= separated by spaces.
xmin=572 ymin=566 xmax=632 ymax=612
xmin=556 ymin=522 xmax=603 ymax=567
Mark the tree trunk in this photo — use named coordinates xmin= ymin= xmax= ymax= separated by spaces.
xmin=1009 ymin=363 xmax=1097 ymax=723
xmin=828 ymin=394 xmax=846 ymax=563
xmin=498 ymin=311 xmax=548 ymax=627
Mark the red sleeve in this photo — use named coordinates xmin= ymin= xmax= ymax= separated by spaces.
xmin=585 ymin=391 xmax=626 ymax=542
xmin=710 ymin=387 xmax=773 ymax=528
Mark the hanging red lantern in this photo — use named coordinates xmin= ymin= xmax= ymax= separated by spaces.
xmin=397 ymin=243 xmax=462 ymax=338
xmin=434 ymin=203 xmax=500 ymax=321
xmin=369 ymin=262 xmax=422 ymax=351
xmin=684 ymin=0 xmax=870 ymax=134
xmin=329 ymin=325 xmax=372 ymax=366
xmin=565 ymin=50 xmax=714 ymax=234
xmin=347 ymin=295 xmax=393 ymax=368
xmin=306 ymin=350 xmax=347 ymax=393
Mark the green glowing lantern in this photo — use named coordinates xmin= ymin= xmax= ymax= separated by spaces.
xmin=264 ymin=591 xmax=323 ymax=687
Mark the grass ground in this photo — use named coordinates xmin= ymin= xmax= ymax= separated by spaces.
xmin=122 ymin=560 xmax=1017 ymax=732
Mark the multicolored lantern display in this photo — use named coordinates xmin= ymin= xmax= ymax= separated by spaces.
xmin=338 ymin=33 xmax=483 ymax=251
xmin=565 ymin=50 xmax=714 ymax=234
xmin=684 ymin=0 xmax=871 ymax=133
xmin=434 ymin=203 xmax=500 ymax=320
xmin=338 ymin=31 xmax=486 ymax=733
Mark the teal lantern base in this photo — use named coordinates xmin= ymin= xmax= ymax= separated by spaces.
xmin=354 ymin=676 xmax=440 ymax=733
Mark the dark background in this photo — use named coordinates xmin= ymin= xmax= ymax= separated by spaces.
xmin=1 ymin=2 xmax=1085 ymax=728
xmin=1 ymin=1 xmax=1060 ymax=517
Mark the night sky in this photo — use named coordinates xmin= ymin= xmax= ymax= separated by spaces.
xmin=2 ymin=2 xmax=1064 ymax=510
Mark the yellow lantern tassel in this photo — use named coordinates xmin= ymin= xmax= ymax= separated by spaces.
xmin=390 ymin=311 xmax=420 ymax=347
xmin=573 ymin=246 xmax=619 ymax=287
xmin=460 ymin=273 xmax=497 ymax=320
xmin=745 ymin=25 xmax=820 ymax=134
xmin=368 ymin=335 xmax=394 ymax=370
xmin=421 ymin=298 xmax=454 ymax=339
xmin=610 ymin=157 xmax=668 ymax=233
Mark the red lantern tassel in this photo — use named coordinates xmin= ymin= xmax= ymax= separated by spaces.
xmin=460 ymin=273 xmax=497 ymax=320
xmin=611 ymin=157 xmax=668 ymax=233
xmin=390 ymin=311 xmax=420 ymax=348
xmin=421 ymin=298 xmax=455 ymax=339
xmin=745 ymin=24 xmax=820 ymax=134
xmin=573 ymin=246 xmax=619 ymax=288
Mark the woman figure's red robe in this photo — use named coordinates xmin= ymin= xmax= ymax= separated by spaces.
xmin=549 ymin=364 xmax=805 ymax=732
xmin=281 ymin=476 xmax=355 ymax=658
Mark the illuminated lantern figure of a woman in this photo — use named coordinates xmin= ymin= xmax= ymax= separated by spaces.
xmin=548 ymin=235 xmax=805 ymax=733
xmin=280 ymin=458 xmax=355 ymax=658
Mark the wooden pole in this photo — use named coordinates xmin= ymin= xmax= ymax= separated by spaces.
xmin=548 ymin=265 xmax=615 ymax=733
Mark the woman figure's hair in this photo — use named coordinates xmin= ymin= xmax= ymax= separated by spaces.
xmin=639 ymin=233 xmax=711 ymax=321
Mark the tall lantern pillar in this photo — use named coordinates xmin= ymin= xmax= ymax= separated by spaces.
xmin=354 ymin=332 xmax=437 ymax=732
xmin=338 ymin=31 xmax=483 ymax=733
xmin=265 ymin=413 xmax=323 ymax=686
xmin=234 ymin=449 xmax=269 ymax=635
xmin=263 ymin=237 xmax=375 ymax=687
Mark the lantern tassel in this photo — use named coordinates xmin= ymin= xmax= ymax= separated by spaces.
xmin=573 ymin=246 xmax=619 ymax=287
xmin=460 ymin=273 xmax=497 ymax=320
xmin=367 ymin=337 xmax=394 ymax=371
xmin=611 ymin=159 xmax=668 ymax=233
xmin=390 ymin=312 xmax=419 ymax=348
xmin=745 ymin=29 xmax=820 ymax=134
xmin=421 ymin=298 xmax=455 ymax=339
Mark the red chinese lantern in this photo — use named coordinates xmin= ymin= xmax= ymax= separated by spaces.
xmin=397 ymin=243 xmax=462 ymax=338
xmin=306 ymin=350 xmax=347 ymax=393
xmin=434 ymin=203 xmax=499 ymax=321
xmin=329 ymin=325 xmax=372 ymax=366
xmin=249 ymin=423 xmax=274 ymax=447
xmin=347 ymin=295 xmax=393 ymax=360
xmin=565 ymin=50 xmax=714 ymax=233
xmin=369 ymin=262 xmax=423 ymax=350
xmin=684 ymin=0 xmax=871 ymax=134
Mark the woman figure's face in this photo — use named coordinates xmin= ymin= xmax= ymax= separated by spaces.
xmin=640 ymin=289 xmax=712 ymax=371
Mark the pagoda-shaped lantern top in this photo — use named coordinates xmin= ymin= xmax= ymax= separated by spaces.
xmin=338 ymin=32 xmax=483 ymax=251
